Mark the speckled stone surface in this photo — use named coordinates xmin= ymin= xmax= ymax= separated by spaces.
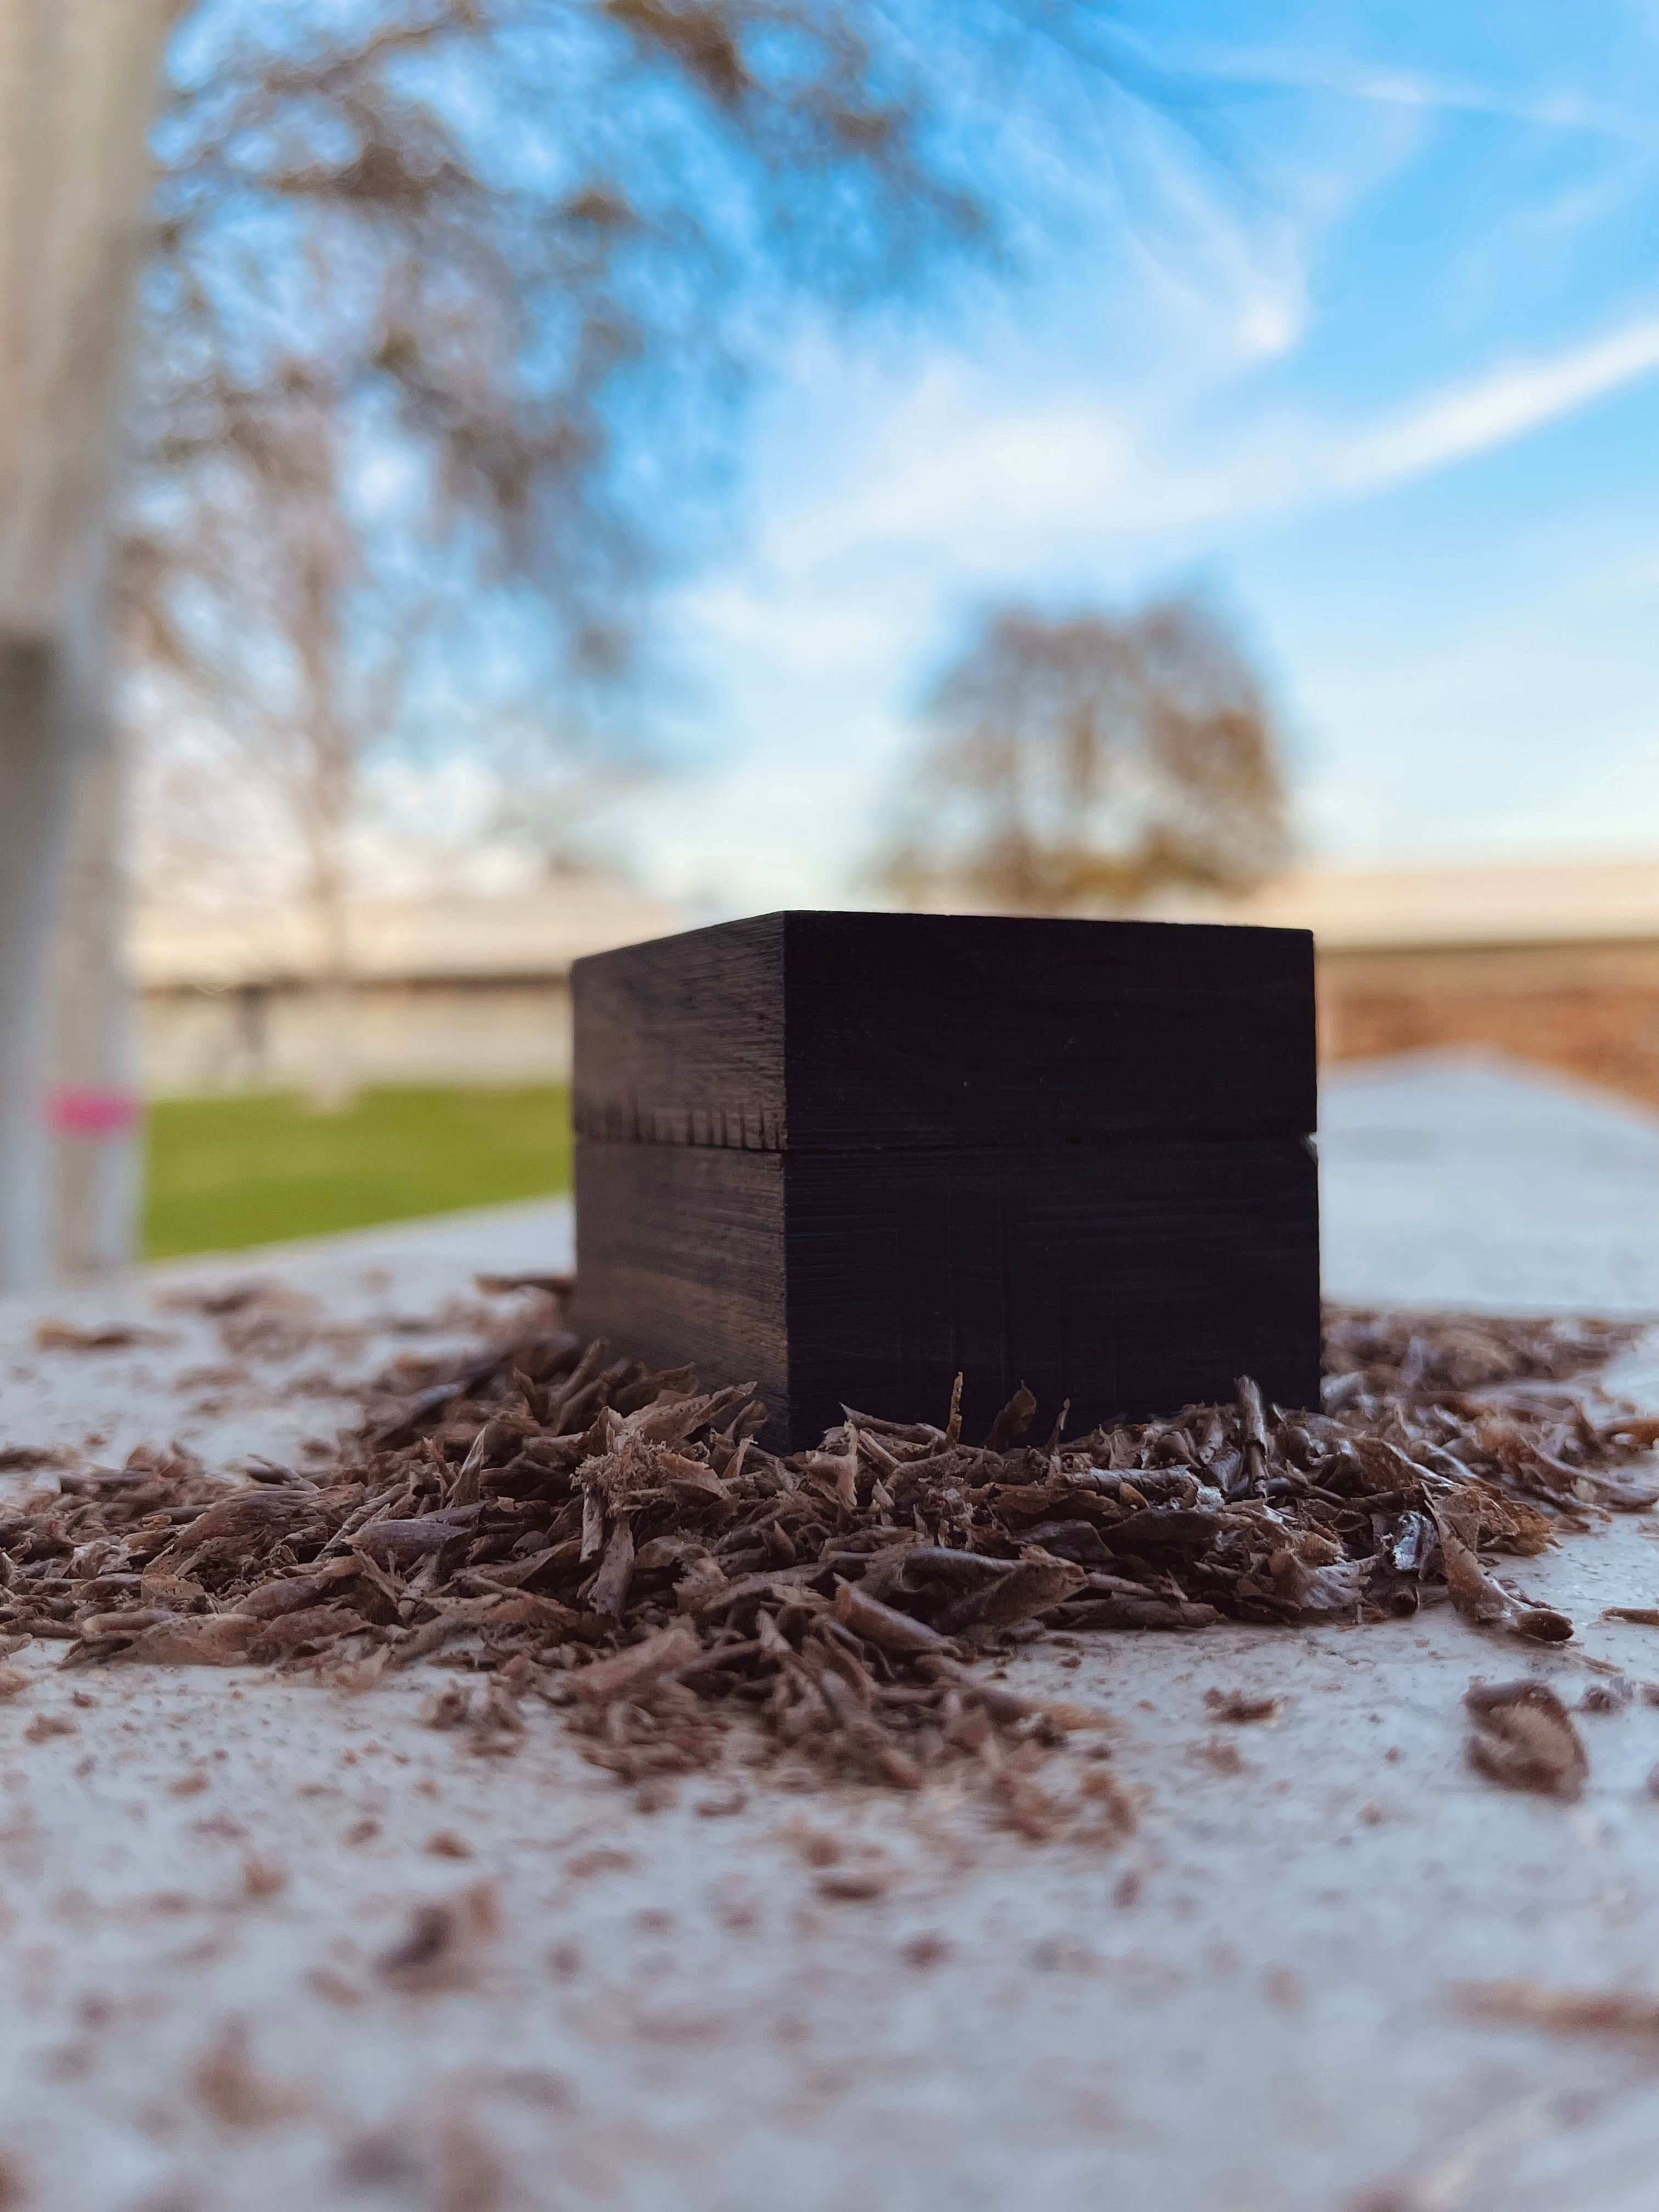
xmin=0 ymin=1062 xmax=1655 ymax=2212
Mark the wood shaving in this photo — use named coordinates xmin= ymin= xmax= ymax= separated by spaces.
xmin=192 ymin=2019 xmax=305 ymax=2127
xmin=33 ymin=1320 xmax=156 ymax=1352
xmin=304 ymin=1967 xmax=363 ymax=2009
xmin=0 ymin=1302 xmax=1645 ymax=1830
xmin=902 ymin=1932 xmax=951 ymax=1967
xmin=241 ymin=1855 xmax=288 ymax=1899
xmin=1578 ymin=1675 xmax=1634 ymax=1714
xmin=1463 ymin=1679 xmax=1588 ymax=1801
xmin=475 ymin=1273 xmax=573 ymax=1300
xmin=816 ymin=1867 xmax=892 ymax=1901
xmin=1430 ymin=1493 xmax=1572 ymax=1643
xmin=431 ymin=2109 xmax=508 ymax=2212
xmin=1205 ymin=1689 xmax=1280 ymax=1724
xmin=1322 ymin=1310 xmax=1643 ymax=1393
xmin=1454 ymin=1978 xmax=1659 ymax=2038
xmin=379 ymin=1883 xmax=499 ymax=1993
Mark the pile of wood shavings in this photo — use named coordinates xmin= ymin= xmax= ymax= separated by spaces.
xmin=3 ymin=1297 xmax=1656 ymax=1830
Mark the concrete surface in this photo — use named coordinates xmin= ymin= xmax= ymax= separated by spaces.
xmin=1321 ymin=1046 xmax=1659 ymax=1313
xmin=0 ymin=1054 xmax=1656 ymax=2211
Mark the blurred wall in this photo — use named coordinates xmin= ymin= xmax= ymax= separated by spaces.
xmin=1189 ymin=860 xmax=1659 ymax=1115
xmin=1319 ymin=940 xmax=1659 ymax=1110
xmin=138 ymin=940 xmax=1659 ymax=1107
xmin=128 ymin=865 xmax=1659 ymax=1108
xmin=129 ymin=878 xmax=675 ymax=1096
xmin=141 ymin=974 xmax=575 ymax=1096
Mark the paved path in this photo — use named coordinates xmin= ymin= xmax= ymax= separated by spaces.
xmin=0 ymin=1056 xmax=1655 ymax=2211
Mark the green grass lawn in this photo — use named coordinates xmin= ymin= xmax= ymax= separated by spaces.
xmin=144 ymin=1086 xmax=572 ymax=1260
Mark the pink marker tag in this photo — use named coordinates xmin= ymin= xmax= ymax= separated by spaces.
xmin=46 ymin=1087 xmax=143 ymax=1139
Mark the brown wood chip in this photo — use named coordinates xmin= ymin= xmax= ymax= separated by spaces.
xmin=1463 ymin=1678 xmax=1589 ymax=1800
xmin=0 ymin=1299 xmax=1650 ymax=1837
xmin=1454 ymin=1978 xmax=1659 ymax=2037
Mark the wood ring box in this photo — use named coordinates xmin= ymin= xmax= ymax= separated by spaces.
xmin=572 ymin=911 xmax=1319 ymax=1451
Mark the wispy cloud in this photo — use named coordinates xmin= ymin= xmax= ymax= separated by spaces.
xmin=1177 ymin=45 xmax=1656 ymax=146
xmin=1338 ymin=313 xmax=1659 ymax=489
xmin=785 ymin=306 xmax=1659 ymax=567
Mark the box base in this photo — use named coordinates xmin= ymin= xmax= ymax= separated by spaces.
xmin=575 ymin=1136 xmax=1320 ymax=1451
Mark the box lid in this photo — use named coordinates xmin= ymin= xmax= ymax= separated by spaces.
xmin=573 ymin=910 xmax=1316 ymax=1150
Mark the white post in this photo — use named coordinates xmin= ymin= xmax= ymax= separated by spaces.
xmin=0 ymin=0 xmax=177 ymax=1282
xmin=0 ymin=638 xmax=90 ymax=1288
xmin=50 ymin=719 xmax=140 ymax=1279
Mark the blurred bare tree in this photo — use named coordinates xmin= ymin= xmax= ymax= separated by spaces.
xmin=877 ymin=595 xmax=1291 ymax=914
xmin=121 ymin=0 xmax=1035 ymax=1107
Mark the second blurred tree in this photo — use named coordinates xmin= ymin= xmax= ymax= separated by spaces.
xmin=878 ymin=595 xmax=1292 ymax=915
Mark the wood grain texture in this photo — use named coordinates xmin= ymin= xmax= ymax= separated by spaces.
xmin=573 ymin=911 xmax=1317 ymax=1153
xmin=783 ymin=1137 xmax=1321 ymax=1444
xmin=572 ymin=911 xmax=1321 ymax=1449
xmin=572 ymin=1137 xmax=788 ymax=1421
xmin=572 ymin=913 xmax=785 ymax=1149
xmin=575 ymin=1133 xmax=1319 ymax=1449
xmin=781 ymin=911 xmax=1315 ymax=1149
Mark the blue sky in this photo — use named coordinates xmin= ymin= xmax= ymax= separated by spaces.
xmin=603 ymin=2 xmax=1659 ymax=911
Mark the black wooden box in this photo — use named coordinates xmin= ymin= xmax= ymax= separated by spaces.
xmin=572 ymin=911 xmax=1319 ymax=1449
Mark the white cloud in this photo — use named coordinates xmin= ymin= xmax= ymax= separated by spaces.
xmin=774 ymin=306 xmax=1659 ymax=572
xmin=674 ymin=582 xmax=907 ymax=674
xmin=1239 ymin=295 xmax=1301 ymax=357
xmin=605 ymin=743 xmax=898 ymax=914
xmin=1339 ymin=313 xmax=1659 ymax=490
xmin=1177 ymin=46 xmax=1650 ymax=145
xmin=838 ymin=410 xmax=1136 ymax=542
